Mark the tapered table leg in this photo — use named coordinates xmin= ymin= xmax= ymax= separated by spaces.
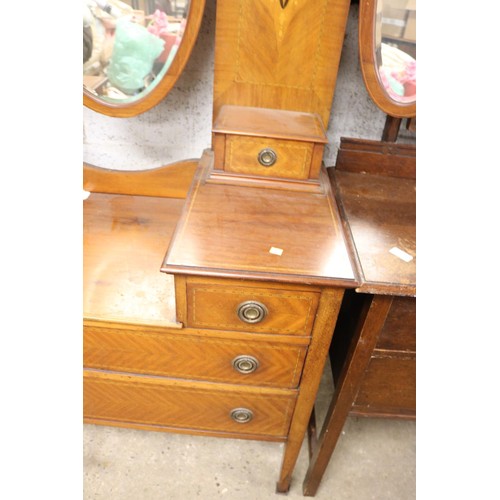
xmin=302 ymin=295 xmax=393 ymax=496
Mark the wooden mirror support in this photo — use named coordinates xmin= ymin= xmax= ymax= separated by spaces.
xmin=83 ymin=0 xmax=206 ymax=118
xmin=359 ymin=0 xmax=416 ymax=118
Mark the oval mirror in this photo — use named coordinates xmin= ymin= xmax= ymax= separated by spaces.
xmin=359 ymin=0 xmax=416 ymax=118
xmin=83 ymin=0 xmax=205 ymax=117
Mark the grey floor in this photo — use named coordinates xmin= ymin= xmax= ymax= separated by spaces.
xmin=84 ymin=362 xmax=416 ymax=499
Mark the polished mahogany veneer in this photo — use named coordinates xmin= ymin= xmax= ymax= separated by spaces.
xmin=84 ymin=0 xmax=356 ymax=493
xmin=162 ymin=151 xmax=356 ymax=286
xmin=211 ymin=106 xmax=328 ymax=188
xmin=158 ymin=145 xmax=358 ymax=492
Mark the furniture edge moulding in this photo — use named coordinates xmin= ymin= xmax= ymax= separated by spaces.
xmin=334 ymin=137 xmax=416 ymax=180
xmin=83 ymin=159 xmax=199 ymax=198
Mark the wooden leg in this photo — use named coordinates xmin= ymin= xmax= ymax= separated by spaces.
xmin=275 ymin=288 xmax=344 ymax=493
xmin=302 ymin=294 xmax=393 ymax=496
xmin=307 ymin=407 xmax=318 ymax=460
xmin=382 ymin=116 xmax=402 ymax=142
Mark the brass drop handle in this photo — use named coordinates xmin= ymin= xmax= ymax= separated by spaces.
xmin=232 ymin=355 xmax=260 ymax=374
xmin=237 ymin=301 xmax=268 ymax=324
xmin=258 ymin=148 xmax=277 ymax=167
xmin=230 ymin=408 xmax=254 ymax=424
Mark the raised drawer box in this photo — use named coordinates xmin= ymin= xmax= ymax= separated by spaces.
xmin=84 ymin=324 xmax=307 ymax=389
xmin=178 ymin=276 xmax=320 ymax=336
xmin=84 ymin=370 xmax=297 ymax=439
xmin=211 ymin=105 xmax=328 ymax=189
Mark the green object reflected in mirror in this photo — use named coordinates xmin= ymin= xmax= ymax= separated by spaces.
xmin=83 ymin=0 xmax=205 ymax=117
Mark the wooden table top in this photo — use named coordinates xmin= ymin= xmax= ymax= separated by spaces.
xmin=330 ymin=170 xmax=416 ymax=296
xmin=84 ymin=193 xmax=185 ymax=327
xmin=213 ymin=105 xmax=328 ymax=143
xmin=162 ymin=154 xmax=358 ymax=287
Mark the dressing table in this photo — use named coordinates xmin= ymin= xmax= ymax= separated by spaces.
xmin=83 ymin=0 xmax=356 ymax=493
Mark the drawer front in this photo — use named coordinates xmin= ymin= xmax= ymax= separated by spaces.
xmin=84 ymin=325 xmax=307 ymax=388
xmin=84 ymin=371 xmax=297 ymax=438
xmin=353 ymin=355 xmax=416 ymax=417
xmin=376 ymin=296 xmax=416 ymax=352
xmin=225 ymin=135 xmax=314 ymax=180
xmin=185 ymin=281 xmax=320 ymax=336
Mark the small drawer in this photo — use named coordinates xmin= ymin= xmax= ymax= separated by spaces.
xmin=84 ymin=370 xmax=297 ymax=438
xmin=184 ymin=278 xmax=320 ymax=336
xmin=84 ymin=324 xmax=307 ymax=388
xmin=225 ymin=135 xmax=315 ymax=180
xmin=212 ymin=105 xmax=327 ymax=182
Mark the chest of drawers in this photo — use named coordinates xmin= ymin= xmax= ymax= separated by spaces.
xmin=83 ymin=149 xmax=358 ymax=492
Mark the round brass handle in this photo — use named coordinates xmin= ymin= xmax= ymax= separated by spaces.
xmin=258 ymin=148 xmax=277 ymax=167
xmin=230 ymin=408 xmax=254 ymax=424
xmin=232 ymin=355 xmax=260 ymax=374
xmin=237 ymin=301 xmax=268 ymax=324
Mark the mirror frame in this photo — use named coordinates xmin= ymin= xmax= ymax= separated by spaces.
xmin=84 ymin=0 xmax=206 ymax=118
xmin=359 ymin=0 xmax=416 ymax=118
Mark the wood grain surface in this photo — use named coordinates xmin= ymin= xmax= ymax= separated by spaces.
xmin=83 ymin=160 xmax=198 ymax=198
xmin=184 ymin=277 xmax=319 ymax=336
xmin=84 ymin=370 xmax=297 ymax=438
xmin=213 ymin=106 xmax=328 ymax=142
xmin=330 ymin=169 xmax=416 ymax=296
xmin=213 ymin=0 xmax=351 ymax=126
xmin=84 ymin=193 xmax=184 ymax=326
xmin=162 ymin=153 xmax=358 ymax=287
xmin=224 ymin=135 xmax=314 ymax=180
xmin=84 ymin=323 xmax=307 ymax=388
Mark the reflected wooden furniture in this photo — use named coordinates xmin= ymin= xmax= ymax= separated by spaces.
xmin=302 ymin=138 xmax=416 ymax=496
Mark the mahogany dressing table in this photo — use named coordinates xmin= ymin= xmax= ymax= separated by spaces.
xmin=84 ymin=146 xmax=358 ymax=493
xmin=83 ymin=0 xmax=357 ymax=492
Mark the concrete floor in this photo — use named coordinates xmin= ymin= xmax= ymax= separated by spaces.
xmin=83 ymin=361 xmax=416 ymax=499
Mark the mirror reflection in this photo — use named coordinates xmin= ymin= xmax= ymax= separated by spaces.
xmin=375 ymin=0 xmax=416 ymax=103
xmin=83 ymin=0 xmax=190 ymax=103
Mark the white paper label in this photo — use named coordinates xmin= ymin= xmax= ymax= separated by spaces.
xmin=269 ymin=247 xmax=284 ymax=256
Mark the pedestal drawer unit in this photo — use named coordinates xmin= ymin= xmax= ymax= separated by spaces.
xmin=159 ymin=150 xmax=357 ymax=492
